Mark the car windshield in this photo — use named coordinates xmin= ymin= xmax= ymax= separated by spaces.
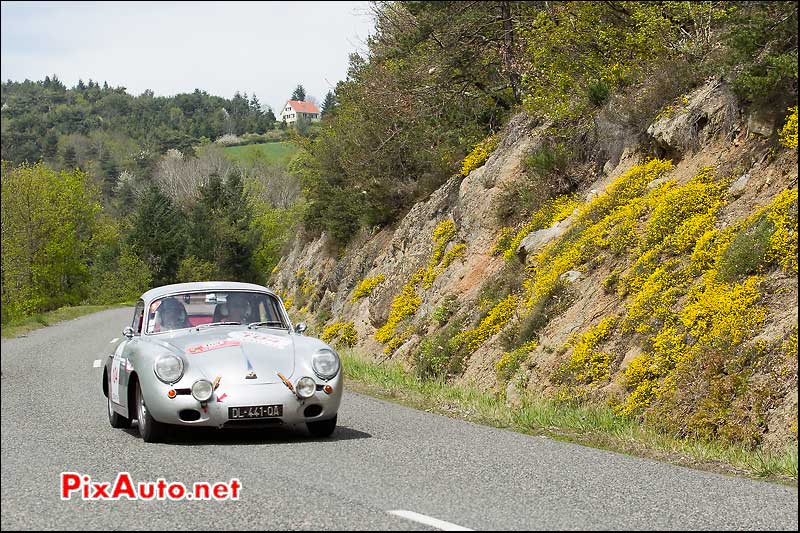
xmin=146 ymin=291 xmax=287 ymax=334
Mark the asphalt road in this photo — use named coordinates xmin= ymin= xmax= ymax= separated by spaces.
xmin=1 ymin=307 xmax=797 ymax=530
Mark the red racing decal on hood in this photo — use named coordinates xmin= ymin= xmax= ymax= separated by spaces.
xmin=186 ymin=339 xmax=242 ymax=354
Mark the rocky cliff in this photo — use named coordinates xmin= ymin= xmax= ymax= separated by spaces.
xmin=272 ymin=79 xmax=798 ymax=451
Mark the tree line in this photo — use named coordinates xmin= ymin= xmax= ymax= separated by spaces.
xmin=0 ymin=74 xmax=316 ymax=324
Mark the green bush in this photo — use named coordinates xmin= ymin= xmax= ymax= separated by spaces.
xmin=432 ymin=295 xmax=459 ymax=325
xmin=718 ymin=215 xmax=774 ymax=282
xmin=588 ymin=80 xmax=610 ymax=107
xmin=414 ymin=321 xmax=467 ymax=380
xmin=524 ymin=143 xmax=573 ymax=178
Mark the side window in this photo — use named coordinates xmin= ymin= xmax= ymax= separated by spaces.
xmin=131 ymin=300 xmax=145 ymax=334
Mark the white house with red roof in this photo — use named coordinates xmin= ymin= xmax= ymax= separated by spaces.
xmin=279 ymin=100 xmax=321 ymax=124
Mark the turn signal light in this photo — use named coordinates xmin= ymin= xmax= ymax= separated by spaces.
xmin=167 ymin=389 xmax=177 ymax=399
xmin=323 ymin=385 xmax=333 ymax=394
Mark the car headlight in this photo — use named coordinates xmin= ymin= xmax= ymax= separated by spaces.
xmin=154 ymin=354 xmax=184 ymax=383
xmin=191 ymin=379 xmax=214 ymax=402
xmin=295 ymin=376 xmax=316 ymax=399
xmin=312 ymin=349 xmax=340 ymax=380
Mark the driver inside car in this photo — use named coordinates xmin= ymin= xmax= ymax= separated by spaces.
xmin=156 ymin=297 xmax=189 ymax=331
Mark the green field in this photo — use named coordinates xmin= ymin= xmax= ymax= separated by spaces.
xmin=223 ymin=142 xmax=299 ymax=167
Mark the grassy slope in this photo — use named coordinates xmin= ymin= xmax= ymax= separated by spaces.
xmin=1 ymin=303 xmax=132 ymax=339
xmin=223 ymin=142 xmax=298 ymax=167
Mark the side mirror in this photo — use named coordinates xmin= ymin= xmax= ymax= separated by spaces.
xmin=294 ymin=322 xmax=307 ymax=335
xmin=123 ymin=326 xmax=135 ymax=339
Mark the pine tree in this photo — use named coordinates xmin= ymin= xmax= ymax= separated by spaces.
xmin=291 ymin=84 xmax=306 ymax=101
xmin=321 ymin=90 xmax=337 ymax=116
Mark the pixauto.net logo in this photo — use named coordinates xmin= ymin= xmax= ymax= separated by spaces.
xmin=60 ymin=472 xmax=241 ymax=501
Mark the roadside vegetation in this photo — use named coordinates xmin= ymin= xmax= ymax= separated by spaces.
xmin=279 ymin=1 xmax=797 ymax=473
xmin=1 ymin=303 xmax=131 ymax=339
xmin=341 ymin=349 xmax=798 ymax=484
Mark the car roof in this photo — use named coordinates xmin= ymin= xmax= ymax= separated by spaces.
xmin=141 ymin=281 xmax=277 ymax=302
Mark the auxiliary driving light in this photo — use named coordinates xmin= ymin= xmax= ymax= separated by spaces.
xmin=295 ymin=377 xmax=316 ymax=399
xmin=191 ymin=379 xmax=214 ymax=402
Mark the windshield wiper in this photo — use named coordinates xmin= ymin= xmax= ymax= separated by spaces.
xmin=247 ymin=321 xmax=287 ymax=330
xmin=197 ymin=321 xmax=241 ymax=330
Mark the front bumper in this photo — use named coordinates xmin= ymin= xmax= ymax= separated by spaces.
xmin=144 ymin=374 xmax=343 ymax=428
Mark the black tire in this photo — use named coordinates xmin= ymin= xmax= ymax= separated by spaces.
xmin=306 ymin=415 xmax=337 ymax=438
xmin=107 ymin=374 xmax=131 ymax=429
xmin=135 ymin=381 xmax=166 ymax=443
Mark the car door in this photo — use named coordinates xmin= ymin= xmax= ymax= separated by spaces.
xmin=110 ymin=300 xmax=145 ymax=416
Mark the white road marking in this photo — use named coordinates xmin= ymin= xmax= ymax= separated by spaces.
xmin=93 ymin=359 xmax=102 ymax=368
xmin=387 ymin=510 xmax=473 ymax=531
xmin=109 ymin=337 xmax=119 ymax=344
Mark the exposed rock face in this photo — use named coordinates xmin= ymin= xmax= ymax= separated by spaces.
xmin=273 ymin=78 xmax=798 ymax=451
xmin=647 ymin=78 xmax=738 ymax=158
xmin=273 ymin=113 xmax=542 ymax=355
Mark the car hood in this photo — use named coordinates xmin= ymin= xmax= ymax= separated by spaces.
xmin=155 ymin=328 xmax=296 ymax=385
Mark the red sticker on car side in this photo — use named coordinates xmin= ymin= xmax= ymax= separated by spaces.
xmin=186 ymin=339 xmax=241 ymax=354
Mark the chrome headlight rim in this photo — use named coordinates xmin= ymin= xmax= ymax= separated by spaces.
xmin=312 ymin=348 xmax=340 ymax=380
xmin=153 ymin=353 xmax=184 ymax=384
xmin=191 ymin=379 xmax=214 ymax=402
xmin=295 ymin=376 xmax=316 ymax=399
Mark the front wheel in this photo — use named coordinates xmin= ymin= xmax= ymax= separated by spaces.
xmin=306 ymin=415 xmax=337 ymax=438
xmin=135 ymin=381 xmax=166 ymax=443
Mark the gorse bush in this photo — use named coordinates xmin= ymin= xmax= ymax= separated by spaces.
xmin=351 ymin=274 xmax=385 ymax=302
xmin=496 ymin=340 xmax=537 ymax=383
xmin=779 ymin=106 xmax=798 ymax=149
xmin=375 ymin=219 xmax=465 ymax=354
xmin=461 ymin=135 xmax=498 ymax=176
xmin=320 ymin=321 xmax=358 ymax=348
xmin=555 ymin=316 xmax=618 ymax=385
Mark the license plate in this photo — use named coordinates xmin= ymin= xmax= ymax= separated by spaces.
xmin=228 ymin=405 xmax=283 ymax=419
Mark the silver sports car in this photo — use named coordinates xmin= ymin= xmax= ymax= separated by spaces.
xmin=102 ymin=282 xmax=342 ymax=442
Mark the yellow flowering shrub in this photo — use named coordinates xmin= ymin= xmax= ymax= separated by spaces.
xmin=500 ymin=195 xmax=579 ymax=261
xmin=351 ymin=274 xmax=385 ymax=302
xmin=374 ymin=282 xmax=422 ymax=344
xmin=283 ymin=296 xmax=293 ymax=309
xmin=682 ymin=276 xmax=765 ymax=346
xmin=375 ymin=219 xmax=465 ymax=353
xmin=779 ymin=106 xmax=798 ymax=149
xmin=764 ymin=188 xmax=798 ymax=273
xmin=622 ymin=263 xmax=688 ymax=334
xmin=556 ymin=316 xmax=618 ymax=384
xmin=423 ymin=243 xmax=467 ymax=289
xmin=643 ymin=168 xmax=724 ymax=247
xmin=523 ymin=160 xmax=674 ymax=306
xmin=460 ymin=134 xmax=498 ymax=176
xmin=320 ymin=321 xmax=358 ymax=348
xmin=456 ymin=294 xmax=519 ymax=352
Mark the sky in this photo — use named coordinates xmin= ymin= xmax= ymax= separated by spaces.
xmin=0 ymin=1 xmax=374 ymax=111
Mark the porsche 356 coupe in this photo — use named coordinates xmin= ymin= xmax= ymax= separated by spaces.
xmin=102 ymin=282 xmax=342 ymax=442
